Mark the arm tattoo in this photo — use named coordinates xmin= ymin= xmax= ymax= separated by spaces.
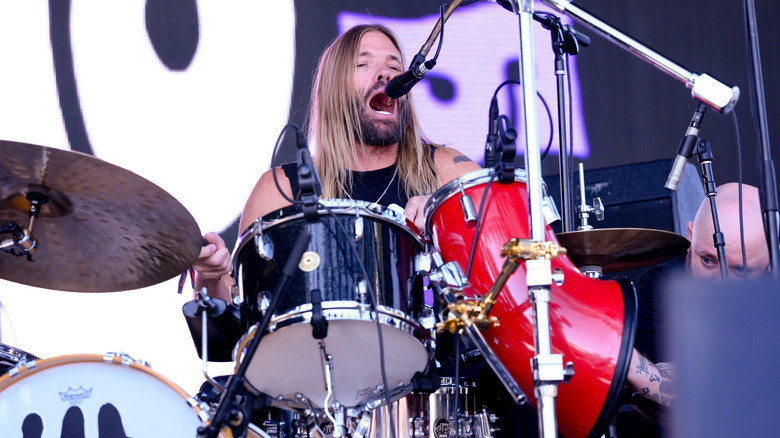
xmin=453 ymin=155 xmax=473 ymax=164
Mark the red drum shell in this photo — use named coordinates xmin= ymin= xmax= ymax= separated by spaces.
xmin=425 ymin=169 xmax=636 ymax=438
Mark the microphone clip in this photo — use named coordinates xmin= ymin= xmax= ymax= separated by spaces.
xmin=295 ymin=129 xmax=322 ymax=219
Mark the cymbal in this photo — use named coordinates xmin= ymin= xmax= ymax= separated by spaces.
xmin=0 ymin=140 xmax=202 ymax=292
xmin=555 ymin=228 xmax=690 ymax=274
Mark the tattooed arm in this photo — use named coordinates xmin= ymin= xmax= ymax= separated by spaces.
xmin=626 ymin=348 xmax=676 ymax=422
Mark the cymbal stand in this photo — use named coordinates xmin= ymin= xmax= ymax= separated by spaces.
xmin=198 ymin=231 xmax=312 ymax=438
xmin=505 ymin=1 xmax=564 ymax=436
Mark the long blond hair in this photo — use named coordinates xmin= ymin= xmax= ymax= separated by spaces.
xmin=306 ymin=24 xmax=439 ymax=199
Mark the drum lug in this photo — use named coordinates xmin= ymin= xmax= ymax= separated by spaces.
xmin=254 ymin=231 xmax=274 ymax=260
xmin=552 ymin=267 xmax=564 ymax=286
xmin=428 ymin=257 xmax=468 ymax=290
xmin=354 ymin=216 xmax=364 ymax=241
xmin=355 ymin=278 xmax=369 ymax=306
xmin=257 ymin=290 xmax=271 ymax=312
xmin=415 ymin=251 xmax=432 ymax=274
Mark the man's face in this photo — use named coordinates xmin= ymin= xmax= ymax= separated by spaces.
xmin=686 ymin=218 xmax=770 ymax=280
xmin=353 ymin=30 xmax=407 ymax=146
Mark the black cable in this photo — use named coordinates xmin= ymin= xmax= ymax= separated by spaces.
xmin=454 ymin=337 xmax=461 ymax=438
xmin=465 ymin=170 xmax=499 ymax=280
xmin=271 ymin=123 xmax=305 ymax=206
xmin=566 ymin=54 xmax=574 ymax=178
xmin=268 ymin=124 xmax=400 ymax=435
xmin=318 ymin=201 xmax=399 ymax=438
xmin=732 ymin=110 xmax=747 ymax=279
xmin=538 ymin=92 xmax=554 ymax=160
xmin=490 ymin=80 xmax=553 ymax=161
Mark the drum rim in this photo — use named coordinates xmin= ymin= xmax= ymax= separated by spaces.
xmin=423 ymin=168 xmax=529 ymax=235
xmin=236 ymin=301 xmax=433 ymax=358
xmin=588 ymin=277 xmax=638 ymax=437
xmin=269 ymin=301 xmax=431 ymax=341
xmin=232 ymin=199 xmax=423 ymax=276
xmin=0 ymin=353 xmax=195 ymax=405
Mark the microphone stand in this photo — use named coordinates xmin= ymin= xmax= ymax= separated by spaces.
xmin=199 ymin=231 xmax=312 ymax=438
xmin=533 ymin=12 xmax=589 ymax=232
xmin=743 ymin=0 xmax=780 ymax=276
xmin=505 ymin=1 xmax=564 ymax=437
xmin=694 ymin=139 xmax=729 ymax=280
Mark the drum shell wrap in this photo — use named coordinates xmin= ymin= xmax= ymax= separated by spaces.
xmin=234 ymin=202 xmax=423 ymax=323
xmin=426 ymin=169 xmax=637 ymax=438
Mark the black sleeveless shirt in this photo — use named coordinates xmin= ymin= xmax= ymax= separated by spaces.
xmin=282 ymin=162 xmax=409 ymax=207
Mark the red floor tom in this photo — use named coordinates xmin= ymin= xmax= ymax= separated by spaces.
xmin=425 ymin=168 xmax=636 ymax=438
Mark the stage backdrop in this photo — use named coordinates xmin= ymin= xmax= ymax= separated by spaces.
xmin=0 ymin=0 xmax=778 ymax=400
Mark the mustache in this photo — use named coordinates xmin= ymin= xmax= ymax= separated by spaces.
xmin=362 ymin=81 xmax=389 ymax=102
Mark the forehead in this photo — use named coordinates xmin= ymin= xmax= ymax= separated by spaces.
xmin=357 ymin=30 xmax=401 ymax=59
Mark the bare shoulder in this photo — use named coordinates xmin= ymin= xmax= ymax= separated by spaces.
xmin=240 ymin=167 xmax=294 ymax=232
xmin=432 ymin=145 xmax=481 ymax=187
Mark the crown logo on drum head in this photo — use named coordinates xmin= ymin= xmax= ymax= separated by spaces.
xmin=59 ymin=386 xmax=93 ymax=404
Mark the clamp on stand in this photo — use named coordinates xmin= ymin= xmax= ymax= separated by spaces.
xmin=1 ymin=190 xmax=48 ymax=261
xmin=695 ymin=139 xmax=729 ymax=279
xmin=575 ymin=163 xmax=604 ymax=232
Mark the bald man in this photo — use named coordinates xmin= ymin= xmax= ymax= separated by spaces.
xmin=624 ymin=183 xmax=771 ymax=421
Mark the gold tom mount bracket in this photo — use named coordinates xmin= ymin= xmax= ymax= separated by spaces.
xmin=437 ymin=238 xmax=567 ymax=334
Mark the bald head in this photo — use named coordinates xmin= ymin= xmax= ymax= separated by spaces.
xmin=687 ymin=183 xmax=769 ymax=279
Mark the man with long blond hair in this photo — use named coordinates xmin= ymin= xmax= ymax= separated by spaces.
xmin=193 ymin=24 xmax=478 ymax=301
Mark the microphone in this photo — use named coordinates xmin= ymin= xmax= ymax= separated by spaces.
xmin=385 ymin=54 xmax=435 ymax=99
xmin=665 ymin=103 xmax=707 ymax=191
xmin=483 ymin=96 xmax=501 ymax=168
xmin=295 ymin=128 xmax=321 ymax=218
xmin=563 ymin=24 xmax=591 ymax=48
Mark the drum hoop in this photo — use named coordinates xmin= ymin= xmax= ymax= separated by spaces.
xmin=232 ymin=199 xmax=423 ymax=275
xmin=423 ymin=168 xmax=529 ymax=234
xmin=270 ymin=301 xmax=431 ymax=340
xmin=235 ymin=301 xmax=432 ymax=363
xmin=0 ymin=353 xmax=197 ymax=409
xmin=233 ymin=301 xmax=432 ymax=364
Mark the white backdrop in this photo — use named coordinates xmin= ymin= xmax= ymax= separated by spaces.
xmin=0 ymin=1 xmax=296 ymax=395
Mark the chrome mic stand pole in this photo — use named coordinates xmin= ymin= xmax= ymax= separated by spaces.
xmin=508 ymin=1 xmax=565 ymax=436
xmin=743 ymin=0 xmax=780 ymax=276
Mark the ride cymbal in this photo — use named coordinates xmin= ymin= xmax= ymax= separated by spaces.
xmin=556 ymin=228 xmax=690 ymax=274
xmin=0 ymin=140 xmax=201 ymax=292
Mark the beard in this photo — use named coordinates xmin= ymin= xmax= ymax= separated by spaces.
xmin=354 ymin=84 xmax=407 ymax=147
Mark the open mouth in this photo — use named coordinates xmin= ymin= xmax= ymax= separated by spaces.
xmin=368 ymin=91 xmax=395 ymax=115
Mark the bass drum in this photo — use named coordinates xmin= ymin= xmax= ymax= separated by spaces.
xmin=233 ymin=200 xmax=433 ymax=412
xmin=425 ymin=168 xmax=637 ymax=438
xmin=0 ymin=353 xmax=212 ymax=437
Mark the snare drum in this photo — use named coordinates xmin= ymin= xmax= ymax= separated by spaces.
xmin=0 ymin=353 xmax=209 ymax=436
xmin=232 ymin=200 xmax=433 ymax=411
xmin=425 ymin=169 xmax=637 ymax=438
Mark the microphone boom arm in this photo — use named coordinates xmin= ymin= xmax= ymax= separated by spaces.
xmin=540 ymin=0 xmax=739 ymax=113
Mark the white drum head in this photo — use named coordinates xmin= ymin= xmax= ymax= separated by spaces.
xmin=242 ymin=316 xmax=429 ymax=410
xmin=0 ymin=354 xmax=205 ymax=437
